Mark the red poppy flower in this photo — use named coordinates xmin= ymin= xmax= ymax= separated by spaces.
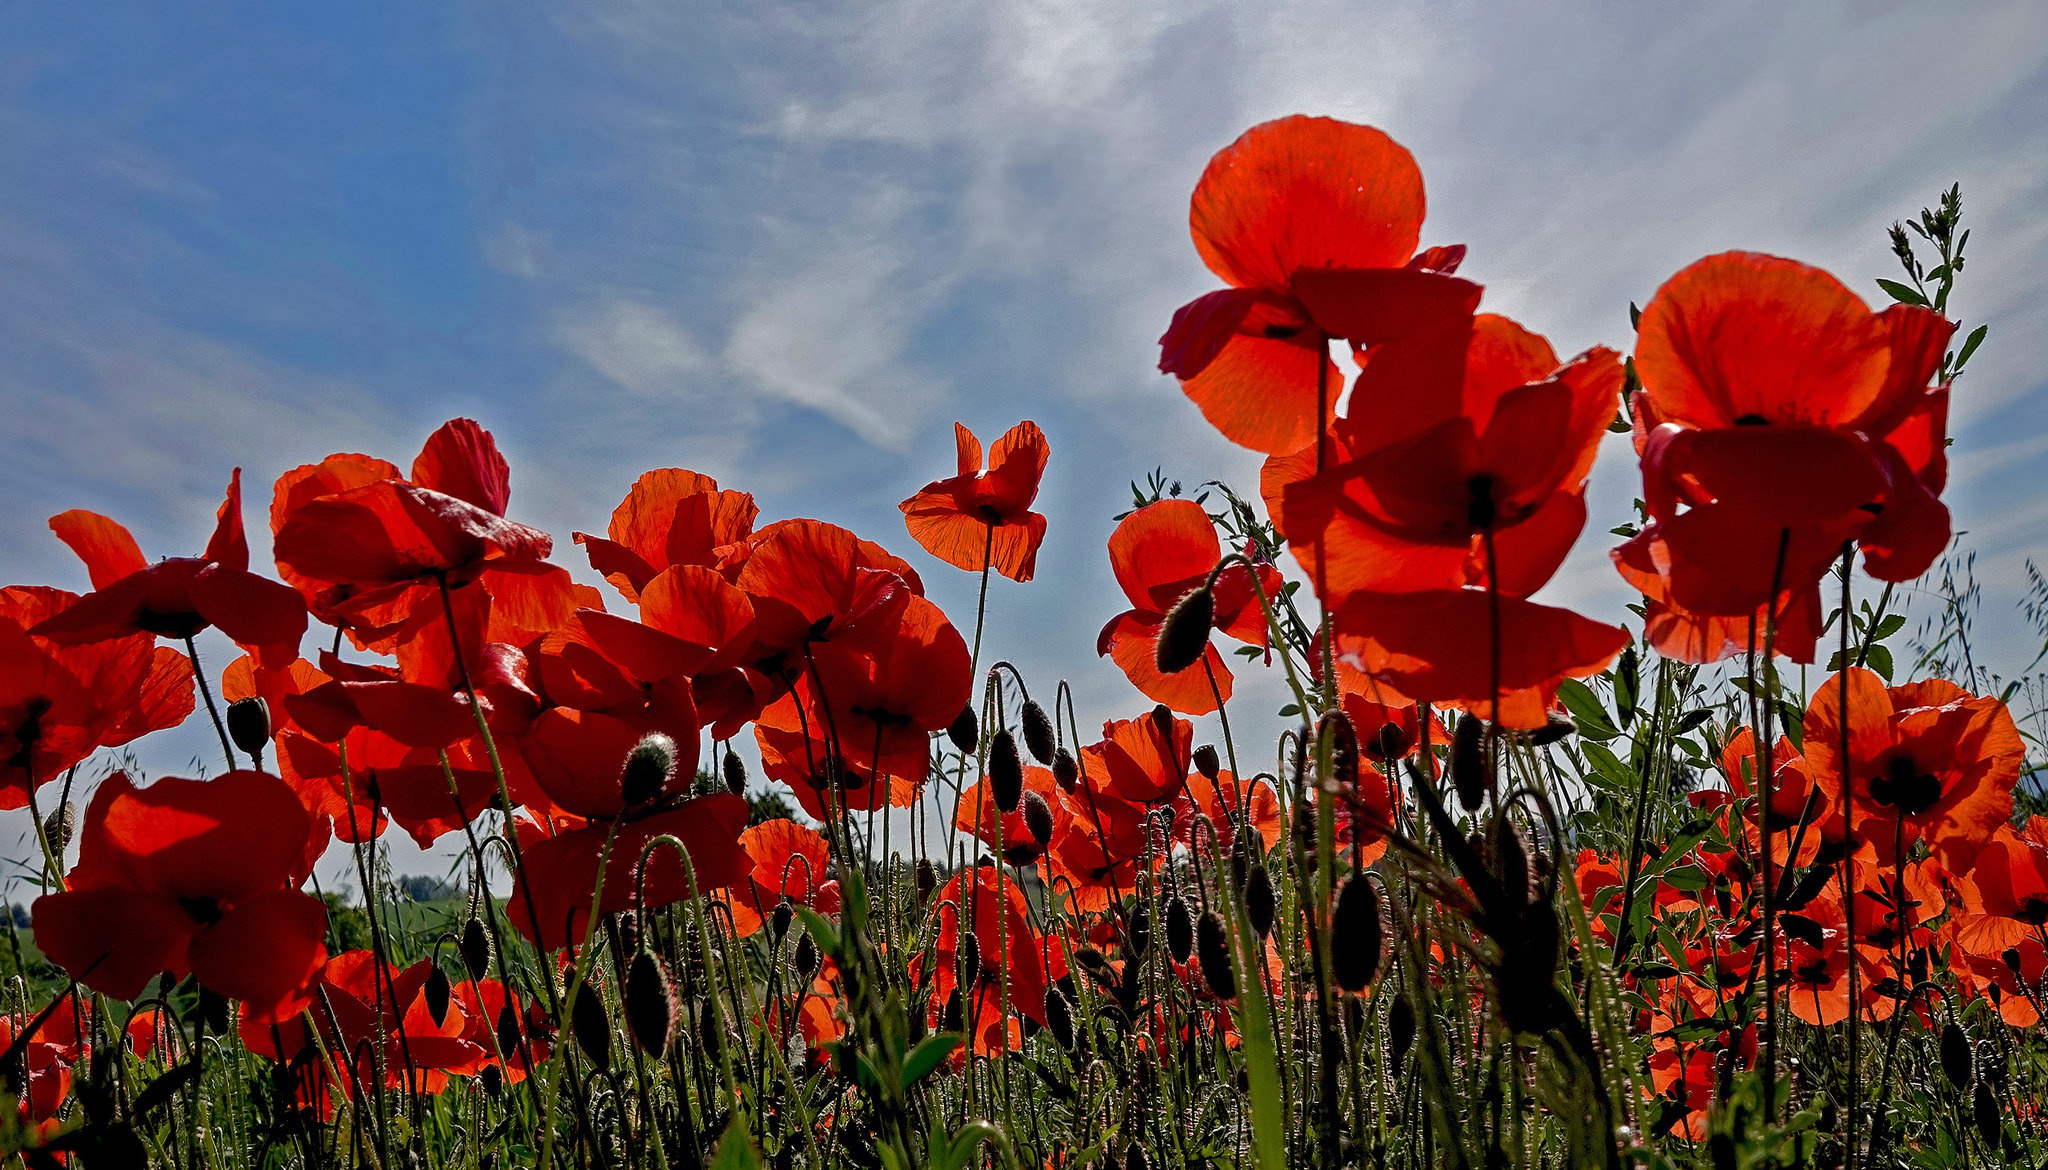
xmin=1802 ymin=670 xmax=2022 ymax=875
xmin=956 ymin=763 xmax=1067 ymax=865
xmin=1176 ymin=769 xmax=1284 ymax=858
xmin=1717 ymin=728 xmax=1842 ymax=867
xmin=1 ymin=586 xmax=195 ymax=809
xmin=1159 ymin=116 xmax=1480 ymax=454
xmin=754 ymin=698 xmax=920 ymax=821
xmin=633 ymin=564 xmax=763 ymax=739
xmin=1096 ymin=500 xmax=1280 ymax=714
xmin=1611 ymin=525 xmax=1825 ymax=665
xmin=31 ymin=470 xmax=308 ymax=668
xmin=1084 ymin=707 xmax=1194 ymax=805
xmin=725 ymin=817 xmax=841 ymax=937
xmin=728 ymin=518 xmax=923 ymax=688
xmin=1954 ymin=819 xmax=2048 ymax=956
xmin=900 ymin=421 xmax=1051 ymax=582
xmin=796 ymin=592 xmax=971 ymax=791
xmin=927 ymin=867 xmax=1049 ymax=1053
xmin=1 ymin=998 xmax=83 ymax=1132
xmin=32 ymin=770 xmax=328 ymax=1020
xmin=1331 ymin=588 xmax=1628 ymax=729
xmin=505 ymin=791 xmax=749 ymax=951
xmin=450 ymin=977 xmax=549 ymax=1085
xmin=575 ymin=468 xmax=760 ymax=602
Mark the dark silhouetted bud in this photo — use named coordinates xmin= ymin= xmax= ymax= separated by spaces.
xmin=770 ymin=899 xmax=794 ymax=943
xmin=698 ymin=1004 xmax=727 ymax=1063
xmin=1195 ymin=910 xmax=1235 ymax=999
xmin=914 ymin=859 xmax=938 ymax=904
xmin=1319 ymin=709 xmax=1359 ymax=791
xmin=570 ymin=982 xmax=612 ymax=1069
xmin=1156 ymin=586 xmax=1215 ymax=675
xmin=226 ymin=696 xmax=271 ymax=758
xmin=1292 ymin=800 xmax=1318 ymax=870
xmin=794 ymin=932 xmax=820 ymax=981
xmin=1368 ymin=720 xmax=1409 ymax=762
xmin=1389 ymin=995 xmax=1415 ymax=1064
xmin=1973 ymin=1075 xmax=2000 ymax=1145
xmin=1150 ymin=703 xmax=1175 ymax=741
xmin=620 ymin=733 xmax=677 ymax=807
xmin=423 ymin=966 xmax=452 ymax=1028
xmin=1330 ymin=875 xmax=1386 ymax=993
xmin=480 ymin=1063 xmax=503 ymax=1098
xmin=1492 ymin=818 xmax=1538 ymax=910
xmin=1073 ymin=945 xmax=1112 ymax=981
xmin=941 ymin=988 xmax=964 ymax=1034
xmin=722 ymin=749 xmax=747 ymax=795
xmin=460 ymin=917 xmax=494 ymax=982
xmin=496 ymin=1002 xmax=522 ymax=1056
xmin=1244 ymin=864 xmax=1275 ymax=939
xmin=1941 ymin=1021 xmax=1974 ymax=1090
xmin=1021 ymin=700 xmax=1056 ymax=764
xmin=1045 ymin=984 xmax=1076 ymax=1050
xmin=1124 ymin=1141 xmax=1150 ymax=1170
xmin=948 ymin=706 xmax=980 ymax=754
xmin=1166 ymin=895 xmax=1194 ymax=965
xmin=960 ymin=933 xmax=983 ymax=988
xmin=1125 ymin=904 xmax=1151 ymax=960
xmin=1528 ymin=711 xmax=1575 ymax=746
xmin=625 ymin=950 xmax=677 ymax=1058
xmin=1022 ymin=790 xmax=1055 ymax=847
xmin=42 ymin=801 xmax=74 ymax=856
xmin=1451 ymin=713 xmax=1489 ymax=812
xmin=1052 ymin=747 xmax=1080 ymax=792
xmin=989 ymin=730 xmax=1024 ymax=813
xmin=1193 ymin=744 xmax=1220 ymax=781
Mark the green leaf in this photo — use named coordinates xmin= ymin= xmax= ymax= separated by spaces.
xmin=902 ymin=1033 xmax=962 ymax=1088
xmin=711 ymin=1118 xmax=764 ymax=1170
xmin=1876 ymin=278 xmax=1928 ymax=307
xmin=1661 ymin=1018 xmax=1725 ymax=1043
xmin=793 ymin=905 xmax=841 ymax=959
xmin=1867 ymin=642 xmax=1894 ymax=682
xmin=1957 ymin=323 xmax=1987 ymax=368
xmin=1557 ymin=679 xmax=1620 ymax=740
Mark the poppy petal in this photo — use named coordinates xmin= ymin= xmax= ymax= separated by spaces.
xmin=411 ymin=418 xmax=513 ymax=517
xmin=49 ymin=510 xmax=149 ymax=590
xmin=28 ymin=887 xmax=198 ymax=1001
xmin=189 ymin=888 xmax=328 ymax=1020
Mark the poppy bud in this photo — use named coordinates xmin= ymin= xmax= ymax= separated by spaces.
xmin=1166 ymin=895 xmax=1194 ymax=965
xmin=1149 ymin=703 xmax=1175 ymax=741
xmin=1491 ymin=818 xmax=1538 ymax=910
xmin=1124 ymin=1142 xmax=1150 ymax=1170
xmin=620 ymin=733 xmax=677 ymax=808
xmin=1156 ymin=585 xmax=1215 ymax=675
xmin=624 ymin=950 xmax=677 ymax=1059
xmin=1291 ymin=801 xmax=1317 ymax=870
xmin=41 ymin=801 xmax=74 ymax=856
xmin=914 ymin=859 xmax=938 ymax=904
xmin=1319 ymin=709 xmax=1359 ymax=792
xmin=1368 ymin=721 xmax=1410 ymax=762
xmin=1389 ymin=994 xmax=1415 ymax=1065
xmin=1451 ymin=713 xmax=1489 ymax=812
xmin=1941 ymin=1021 xmax=1974 ymax=1090
xmin=225 ymin=696 xmax=271 ymax=759
xmin=1193 ymin=744 xmax=1220 ymax=781
xmin=769 ymin=899 xmax=795 ymax=943
xmin=960 ymin=933 xmax=983 ymax=988
xmin=460 ymin=917 xmax=493 ymax=982
xmin=987 ymin=729 xmax=1025 ymax=813
xmin=722 ymin=749 xmax=747 ymax=795
xmin=1125 ymin=904 xmax=1151 ymax=960
xmin=1021 ymin=790 xmax=1055 ymax=848
xmin=940 ymin=988 xmax=964 ymax=1034
xmin=1527 ymin=711 xmax=1576 ymax=747
xmin=569 ymin=982 xmax=612 ymax=1069
xmin=1051 ymin=748 xmax=1079 ymax=793
xmin=794 ymin=932 xmax=820 ymax=981
xmin=1045 ymin=984 xmax=1076 ymax=1051
xmin=1243 ymin=864 xmax=1275 ymax=939
xmin=947 ymin=706 xmax=980 ymax=754
xmin=495 ymin=1002 xmax=522 ymax=1057
xmin=1195 ymin=910 xmax=1236 ymax=1000
xmin=480 ymin=1063 xmax=504 ymax=1098
xmin=1330 ymin=875 xmax=1386 ymax=993
xmin=699 ymin=1004 xmax=728 ymax=1063
xmin=1020 ymin=700 xmax=1056 ymax=764
xmin=1073 ymin=945 xmax=1112 ymax=980
xmin=1973 ymin=1076 xmax=2001 ymax=1145
xmin=423 ymin=966 xmax=452 ymax=1028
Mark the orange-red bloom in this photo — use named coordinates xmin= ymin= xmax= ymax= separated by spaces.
xmin=725 ymin=817 xmax=841 ymax=937
xmin=901 ymin=421 xmax=1051 ymax=582
xmin=575 ymin=468 xmax=759 ymax=602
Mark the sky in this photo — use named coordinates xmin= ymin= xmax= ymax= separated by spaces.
xmin=4 ymin=1 xmax=2047 ymax=893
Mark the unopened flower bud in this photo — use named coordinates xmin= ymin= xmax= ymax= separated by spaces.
xmin=42 ymin=801 xmax=74 ymax=856
xmin=1528 ymin=711 xmax=1576 ymax=747
xmin=1195 ymin=910 xmax=1235 ymax=1000
xmin=620 ymin=733 xmax=677 ymax=807
xmin=423 ymin=966 xmax=452 ymax=1027
xmin=1193 ymin=744 xmax=1220 ymax=781
xmin=1020 ymin=700 xmax=1056 ymax=765
xmin=1319 ymin=709 xmax=1359 ymax=791
xmin=1155 ymin=586 xmax=1215 ymax=675
xmin=1051 ymin=748 xmax=1079 ymax=792
xmin=1021 ymin=790 xmax=1055 ymax=847
xmin=1330 ymin=875 xmax=1387 ymax=993
xmin=624 ymin=950 xmax=677 ymax=1059
xmin=947 ymin=706 xmax=979 ymax=754
xmin=460 ymin=916 xmax=494 ymax=982
xmin=225 ymin=697 xmax=271 ymax=759
xmin=569 ymin=982 xmax=612 ymax=1069
xmin=1244 ymin=864 xmax=1275 ymax=939
xmin=1166 ymin=894 xmax=1194 ymax=965
xmin=722 ymin=749 xmax=747 ymax=795
xmin=989 ymin=729 xmax=1024 ymax=813
xmin=1451 ymin=713 xmax=1489 ymax=813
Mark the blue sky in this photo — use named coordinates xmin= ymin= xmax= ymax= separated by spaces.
xmin=5 ymin=2 xmax=2047 ymax=888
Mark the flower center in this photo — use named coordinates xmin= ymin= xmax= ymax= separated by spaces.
xmin=1868 ymin=755 xmax=1941 ymax=816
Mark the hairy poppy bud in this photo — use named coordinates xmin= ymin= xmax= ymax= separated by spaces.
xmin=625 ymin=950 xmax=677 ymax=1058
xmin=989 ymin=729 xmax=1024 ymax=813
xmin=1045 ymin=984 xmax=1076 ymax=1050
xmin=794 ymin=932 xmax=820 ymax=981
xmin=620 ymin=733 xmax=677 ymax=807
xmin=914 ymin=859 xmax=938 ymax=904
xmin=1528 ymin=711 xmax=1575 ymax=747
xmin=480 ymin=1063 xmax=504 ymax=1098
xmin=1319 ymin=709 xmax=1359 ymax=791
xmin=1291 ymin=800 xmax=1318 ymax=870
xmin=1195 ymin=910 xmax=1236 ymax=999
xmin=1021 ymin=700 xmax=1056 ymax=764
xmin=1156 ymin=586 xmax=1215 ymax=675
xmin=1389 ymin=994 xmax=1416 ymax=1065
xmin=1166 ymin=895 xmax=1194 ymax=965
xmin=722 ymin=749 xmax=747 ymax=795
xmin=1492 ymin=818 xmax=1538 ymax=910
xmin=1149 ymin=703 xmax=1175 ymax=741
xmin=1973 ymin=1075 xmax=2000 ymax=1145
xmin=948 ymin=705 xmax=979 ymax=754
xmin=1051 ymin=747 xmax=1079 ymax=792
xmin=1021 ymin=790 xmax=1055 ymax=847
xmin=225 ymin=696 xmax=271 ymax=759
xmin=495 ymin=1002 xmax=522 ymax=1057
xmin=1941 ymin=1021 xmax=1974 ymax=1090
xmin=460 ymin=917 xmax=494 ymax=982
xmin=569 ymin=982 xmax=612 ymax=1069
xmin=1368 ymin=720 xmax=1410 ymax=762
xmin=41 ymin=801 xmax=74 ymax=856
xmin=940 ymin=988 xmax=964 ymax=1034
xmin=1073 ymin=945 xmax=1112 ymax=980
xmin=1124 ymin=1142 xmax=1150 ymax=1170
xmin=423 ymin=966 xmax=452 ymax=1028
xmin=698 ymin=1004 xmax=728 ymax=1063
xmin=960 ymin=932 xmax=983 ymax=988
xmin=1244 ymin=864 xmax=1275 ymax=939
xmin=1331 ymin=875 xmax=1386 ymax=993
xmin=770 ymin=899 xmax=794 ymax=943
xmin=1193 ymin=744 xmax=1220 ymax=781
xmin=1125 ymin=904 xmax=1151 ymax=960
xmin=1451 ymin=713 xmax=1489 ymax=812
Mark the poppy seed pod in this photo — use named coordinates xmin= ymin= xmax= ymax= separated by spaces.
xmin=1156 ymin=585 xmax=1215 ymax=675
xmin=722 ymin=749 xmax=747 ymax=795
xmin=1195 ymin=910 xmax=1236 ymax=999
xmin=225 ymin=696 xmax=271 ymax=759
xmin=1166 ymin=895 xmax=1195 ymax=965
xmin=1941 ymin=1021 xmax=1974 ymax=1090
xmin=1051 ymin=747 xmax=1080 ymax=792
xmin=947 ymin=706 xmax=980 ymax=754
xmin=42 ymin=801 xmax=74 ymax=856
xmin=423 ymin=966 xmax=452 ymax=1028
xmin=1330 ymin=875 xmax=1386 ymax=993
xmin=1451 ymin=713 xmax=1489 ymax=812
xmin=1193 ymin=744 xmax=1221 ymax=781
xmin=569 ymin=982 xmax=612 ymax=1069
xmin=620 ymin=733 xmax=677 ymax=808
xmin=1022 ymin=790 xmax=1055 ymax=847
xmin=1244 ymin=864 xmax=1275 ymax=939
xmin=1319 ymin=709 xmax=1360 ymax=791
xmin=1369 ymin=720 xmax=1410 ymax=763
xmin=460 ymin=917 xmax=493 ymax=982
xmin=770 ymin=899 xmax=794 ymax=943
xmin=1021 ymin=700 xmax=1056 ymax=764
xmin=989 ymin=729 xmax=1025 ymax=813
xmin=624 ymin=950 xmax=677 ymax=1059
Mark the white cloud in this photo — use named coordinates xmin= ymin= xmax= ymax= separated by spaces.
xmin=562 ymin=298 xmax=714 ymax=399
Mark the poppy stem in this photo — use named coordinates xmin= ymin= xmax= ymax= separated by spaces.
xmin=1755 ymin=527 xmax=1791 ymax=1121
xmin=183 ymin=635 xmax=237 ymax=774
xmin=1837 ymin=543 xmax=1861 ymax=1170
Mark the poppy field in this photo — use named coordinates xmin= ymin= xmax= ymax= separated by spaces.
xmin=3 ymin=114 xmax=2044 ymax=1169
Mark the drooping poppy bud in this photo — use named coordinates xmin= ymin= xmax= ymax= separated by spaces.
xmin=1021 ymin=699 xmax=1056 ymax=764
xmin=42 ymin=801 xmax=74 ymax=856
xmin=1244 ymin=864 xmax=1275 ymax=939
xmin=1022 ymin=790 xmax=1055 ymax=847
xmin=959 ymin=932 xmax=982 ymax=988
xmin=1193 ymin=744 xmax=1220 ymax=781
xmin=480 ymin=1063 xmax=504 ymax=1098
xmin=989 ymin=730 xmax=1024 ymax=813
xmin=1052 ymin=748 xmax=1080 ymax=793
xmin=423 ymin=966 xmax=452 ymax=1028
xmin=1491 ymin=818 xmax=1538 ymax=911
xmin=1389 ymin=994 xmax=1415 ymax=1065
xmin=1330 ymin=875 xmax=1386 ymax=993
xmin=226 ymin=696 xmax=271 ymax=759
xmin=1319 ymin=709 xmax=1359 ymax=791
xmin=461 ymin=917 xmax=494 ymax=982
xmin=625 ymin=949 xmax=677 ymax=1058
xmin=1195 ymin=910 xmax=1235 ymax=999
xmin=1291 ymin=801 xmax=1318 ymax=871
xmin=1973 ymin=1076 xmax=2001 ymax=1145
xmin=1941 ymin=1022 xmax=1974 ymax=1090
xmin=771 ymin=899 xmax=794 ymax=943
xmin=698 ymin=1004 xmax=728 ymax=1064
xmin=1451 ymin=713 xmax=1489 ymax=812
xmin=496 ymin=1002 xmax=522 ymax=1057
xmin=914 ymin=859 xmax=938 ymax=905
xmin=794 ymin=932 xmax=820 ymax=981
xmin=1166 ymin=895 xmax=1195 ymax=965
xmin=722 ymin=749 xmax=747 ymax=795
xmin=1073 ymin=945 xmax=1112 ymax=981
xmin=1125 ymin=904 xmax=1151 ymax=960
xmin=1156 ymin=585 xmax=1216 ymax=675
xmin=1045 ymin=983 xmax=1076 ymax=1051
xmin=1527 ymin=712 xmax=1576 ymax=747
xmin=620 ymin=732 xmax=677 ymax=808
xmin=570 ymin=982 xmax=612 ymax=1069
xmin=948 ymin=706 xmax=980 ymax=754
